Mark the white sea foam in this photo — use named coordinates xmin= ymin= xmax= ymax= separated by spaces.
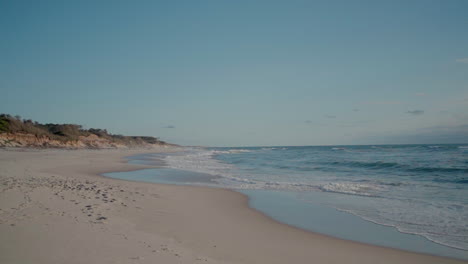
xmin=163 ymin=150 xmax=233 ymax=177
xmin=331 ymin=147 xmax=346 ymax=151
xmin=163 ymin=149 xmax=253 ymax=176
xmin=226 ymin=149 xmax=252 ymax=153
xmin=261 ymin=147 xmax=283 ymax=151
xmin=163 ymin=150 xmax=388 ymax=196
xmin=210 ymin=149 xmax=252 ymax=154
xmin=334 ymin=199 xmax=468 ymax=251
xmin=164 ymin=150 xmax=383 ymax=196
xmin=320 ymin=182 xmax=383 ymax=196
xmin=162 ymin=149 xmax=323 ymax=191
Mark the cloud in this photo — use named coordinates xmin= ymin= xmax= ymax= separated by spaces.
xmin=162 ymin=125 xmax=175 ymax=129
xmin=406 ymin=110 xmax=424 ymax=115
xmin=455 ymin=58 xmax=468 ymax=64
xmin=338 ymin=120 xmax=375 ymax=127
xmin=305 ymin=120 xmax=313 ymax=124
xmin=325 ymin=115 xmax=336 ymax=119
xmin=352 ymin=108 xmax=360 ymax=112
xmin=362 ymin=101 xmax=402 ymax=105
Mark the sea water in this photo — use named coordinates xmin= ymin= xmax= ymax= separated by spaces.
xmin=104 ymin=144 xmax=468 ymax=259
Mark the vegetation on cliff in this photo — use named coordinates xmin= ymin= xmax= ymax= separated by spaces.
xmin=0 ymin=114 xmax=171 ymax=148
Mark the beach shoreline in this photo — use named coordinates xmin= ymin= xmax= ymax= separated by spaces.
xmin=0 ymin=148 xmax=465 ymax=264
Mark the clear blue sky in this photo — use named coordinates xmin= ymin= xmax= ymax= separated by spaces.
xmin=1 ymin=0 xmax=468 ymax=146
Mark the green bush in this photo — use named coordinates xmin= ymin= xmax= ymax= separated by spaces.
xmin=0 ymin=113 xmax=168 ymax=146
xmin=0 ymin=118 xmax=9 ymax=133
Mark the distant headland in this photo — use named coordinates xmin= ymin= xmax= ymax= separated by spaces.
xmin=0 ymin=114 xmax=176 ymax=149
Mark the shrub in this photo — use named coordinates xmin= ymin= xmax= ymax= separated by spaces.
xmin=0 ymin=113 xmax=168 ymax=146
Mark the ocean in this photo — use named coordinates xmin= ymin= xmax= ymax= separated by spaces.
xmin=104 ymin=144 xmax=468 ymax=260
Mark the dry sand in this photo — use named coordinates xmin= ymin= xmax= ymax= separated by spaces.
xmin=0 ymin=148 xmax=465 ymax=264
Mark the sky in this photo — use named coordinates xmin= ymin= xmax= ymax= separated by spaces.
xmin=1 ymin=0 xmax=468 ymax=146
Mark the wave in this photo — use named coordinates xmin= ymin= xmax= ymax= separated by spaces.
xmin=163 ymin=149 xmax=467 ymax=193
xmin=216 ymin=177 xmax=323 ymax=192
xmin=212 ymin=149 xmax=252 ymax=154
xmin=260 ymin=147 xmax=288 ymax=151
xmin=336 ymin=207 xmax=468 ymax=251
xmin=331 ymin=147 xmax=346 ymax=151
xmin=408 ymin=167 xmax=468 ymax=173
xmin=163 ymin=150 xmax=234 ymax=177
xmin=326 ymin=160 xmax=400 ymax=169
xmin=163 ymin=154 xmax=389 ymax=196
xmin=162 ymin=151 xmax=392 ymax=196
xmin=261 ymin=147 xmax=277 ymax=150
xmin=217 ymin=177 xmax=390 ymax=197
xmin=321 ymin=160 xmax=468 ymax=174
xmin=319 ymin=182 xmax=383 ymax=197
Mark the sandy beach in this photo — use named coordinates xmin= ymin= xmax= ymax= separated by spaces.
xmin=0 ymin=148 xmax=465 ymax=264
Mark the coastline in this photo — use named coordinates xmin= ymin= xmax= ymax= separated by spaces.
xmin=0 ymin=148 xmax=465 ymax=264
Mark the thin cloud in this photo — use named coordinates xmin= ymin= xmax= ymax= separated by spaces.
xmin=352 ymin=108 xmax=360 ymax=112
xmin=162 ymin=125 xmax=176 ymax=129
xmin=406 ymin=110 xmax=424 ymax=115
xmin=362 ymin=101 xmax=402 ymax=105
xmin=339 ymin=120 xmax=375 ymax=128
xmin=455 ymin=58 xmax=468 ymax=64
xmin=325 ymin=115 xmax=337 ymax=119
xmin=305 ymin=120 xmax=313 ymax=124
xmin=415 ymin=93 xmax=426 ymax=97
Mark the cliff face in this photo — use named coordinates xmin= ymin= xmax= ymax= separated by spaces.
xmin=0 ymin=133 xmax=167 ymax=149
